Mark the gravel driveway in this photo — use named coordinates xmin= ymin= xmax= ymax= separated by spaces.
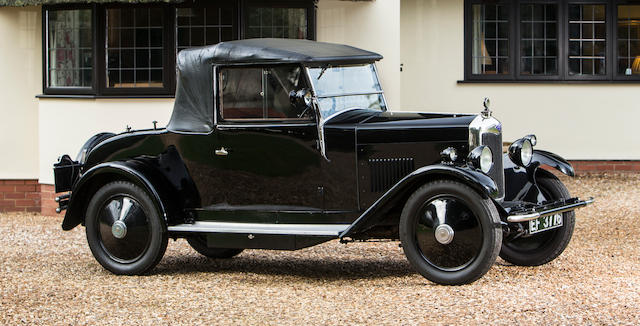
xmin=1 ymin=174 xmax=639 ymax=325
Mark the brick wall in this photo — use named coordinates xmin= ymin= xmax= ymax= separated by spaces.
xmin=569 ymin=160 xmax=640 ymax=173
xmin=0 ymin=180 xmax=41 ymax=213
xmin=0 ymin=180 xmax=60 ymax=216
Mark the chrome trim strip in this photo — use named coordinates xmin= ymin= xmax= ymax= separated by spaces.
xmin=317 ymin=91 xmax=384 ymax=98
xmin=167 ymin=221 xmax=350 ymax=236
xmin=507 ymin=198 xmax=594 ymax=223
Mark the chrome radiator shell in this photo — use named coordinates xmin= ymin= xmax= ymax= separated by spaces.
xmin=469 ymin=113 xmax=504 ymax=200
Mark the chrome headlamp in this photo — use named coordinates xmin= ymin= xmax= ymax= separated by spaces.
xmin=468 ymin=145 xmax=493 ymax=174
xmin=440 ymin=147 xmax=458 ymax=163
xmin=508 ymin=137 xmax=535 ymax=167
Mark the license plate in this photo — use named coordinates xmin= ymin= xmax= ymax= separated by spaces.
xmin=529 ymin=214 xmax=563 ymax=234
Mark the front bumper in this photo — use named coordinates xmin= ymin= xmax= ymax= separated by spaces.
xmin=505 ymin=197 xmax=595 ymax=223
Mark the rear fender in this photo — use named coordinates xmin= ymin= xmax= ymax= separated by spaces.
xmin=340 ymin=165 xmax=498 ymax=238
xmin=61 ymin=161 xmax=172 ymax=231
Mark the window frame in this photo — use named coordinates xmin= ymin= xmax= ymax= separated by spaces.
xmin=215 ymin=63 xmax=317 ymax=125
xmin=175 ymin=0 xmax=240 ymax=54
xmin=612 ymin=0 xmax=640 ymax=80
xmin=241 ymin=0 xmax=317 ymax=41
xmin=464 ymin=0 xmax=516 ymax=81
xmin=41 ymin=1 xmax=317 ymax=97
xmin=42 ymin=4 xmax=97 ymax=95
xmin=516 ymin=0 xmax=565 ymax=81
xmin=563 ymin=0 xmax=612 ymax=81
xmin=464 ymin=0 xmax=640 ymax=82
xmin=98 ymin=3 xmax=176 ymax=96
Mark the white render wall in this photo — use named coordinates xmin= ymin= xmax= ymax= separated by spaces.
xmin=0 ymin=6 xmax=41 ymax=179
xmin=400 ymin=0 xmax=640 ymax=160
xmin=38 ymin=99 xmax=173 ymax=184
xmin=317 ymin=0 xmax=402 ymax=110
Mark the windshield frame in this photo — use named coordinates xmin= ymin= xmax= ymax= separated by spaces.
xmin=304 ymin=63 xmax=388 ymax=119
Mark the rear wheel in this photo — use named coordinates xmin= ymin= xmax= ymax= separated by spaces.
xmin=187 ymin=234 xmax=244 ymax=259
xmin=500 ymin=170 xmax=575 ymax=266
xmin=85 ymin=181 xmax=168 ymax=275
xmin=399 ymin=180 xmax=502 ymax=285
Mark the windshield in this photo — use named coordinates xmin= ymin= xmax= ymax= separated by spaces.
xmin=308 ymin=64 xmax=387 ymax=119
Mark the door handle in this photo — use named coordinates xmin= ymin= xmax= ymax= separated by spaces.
xmin=215 ymin=147 xmax=229 ymax=156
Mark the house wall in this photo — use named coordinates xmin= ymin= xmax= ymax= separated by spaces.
xmin=317 ymin=0 xmax=401 ymax=110
xmin=37 ymin=99 xmax=174 ymax=185
xmin=400 ymin=0 xmax=640 ymax=160
xmin=0 ymin=6 xmax=41 ymax=179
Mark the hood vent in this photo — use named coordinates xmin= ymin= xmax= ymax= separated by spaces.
xmin=369 ymin=158 xmax=415 ymax=192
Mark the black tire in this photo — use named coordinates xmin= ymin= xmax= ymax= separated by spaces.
xmin=186 ymin=234 xmax=244 ymax=259
xmin=399 ymin=180 xmax=502 ymax=285
xmin=85 ymin=181 xmax=168 ymax=275
xmin=500 ymin=170 xmax=575 ymax=266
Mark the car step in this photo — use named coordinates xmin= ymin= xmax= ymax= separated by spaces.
xmin=167 ymin=221 xmax=351 ymax=237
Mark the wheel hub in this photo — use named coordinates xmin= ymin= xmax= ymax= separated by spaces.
xmin=434 ymin=224 xmax=454 ymax=244
xmin=111 ymin=220 xmax=127 ymax=239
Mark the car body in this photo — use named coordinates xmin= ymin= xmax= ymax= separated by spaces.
xmin=53 ymin=38 xmax=593 ymax=284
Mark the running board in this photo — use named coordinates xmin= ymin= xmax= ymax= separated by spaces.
xmin=167 ymin=221 xmax=351 ymax=237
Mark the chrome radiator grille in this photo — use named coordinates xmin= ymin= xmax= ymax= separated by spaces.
xmin=369 ymin=158 xmax=415 ymax=192
xmin=482 ymin=132 xmax=504 ymax=199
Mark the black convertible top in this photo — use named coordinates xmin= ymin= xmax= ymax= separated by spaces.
xmin=167 ymin=39 xmax=383 ymax=133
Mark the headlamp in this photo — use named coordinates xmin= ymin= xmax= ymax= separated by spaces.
xmin=508 ymin=137 xmax=534 ymax=167
xmin=468 ymin=146 xmax=493 ymax=174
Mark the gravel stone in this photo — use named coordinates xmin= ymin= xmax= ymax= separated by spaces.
xmin=1 ymin=174 xmax=638 ymax=325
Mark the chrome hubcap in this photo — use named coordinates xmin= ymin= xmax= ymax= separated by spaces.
xmin=111 ymin=220 xmax=127 ymax=239
xmin=434 ymin=224 xmax=454 ymax=244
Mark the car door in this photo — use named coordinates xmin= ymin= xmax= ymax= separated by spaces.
xmin=198 ymin=64 xmax=324 ymax=223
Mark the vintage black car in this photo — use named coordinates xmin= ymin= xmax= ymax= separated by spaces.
xmin=53 ymin=39 xmax=593 ymax=285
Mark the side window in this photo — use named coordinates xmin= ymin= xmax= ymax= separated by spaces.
xmin=219 ymin=65 xmax=312 ymax=121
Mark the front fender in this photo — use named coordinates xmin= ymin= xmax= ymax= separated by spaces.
xmin=503 ymin=149 xmax=575 ymax=202
xmin=533 ymin=150 xmax=575 ymax=177
xmin=61 ymin=161 xmax=168 ymax=231
xmin=340 ymin=164 xmax=498 ymax=238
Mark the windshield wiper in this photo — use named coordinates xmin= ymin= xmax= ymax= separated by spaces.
xmin=317 ymin=65 xmax=330 ymax=80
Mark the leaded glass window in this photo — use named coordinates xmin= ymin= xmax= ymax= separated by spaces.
xmin=617 ymin=5 xmax=640 ymax=76
xmin=245 ymin=7 xmax=308 ymax=39
xmin=472 ymin=3 xmax=510 ymax=75
xmin=520 ymin=3 xmax=558 ymax=75
xmin=47 ymin=9 xmax=92 ymax=87
xmin=176 ymin=4 xmax=235 ymax=53
xmin=106 ymin=8 xmax=164 ymax=88
xmin=568 ymin=4 xmax=607 ymax=76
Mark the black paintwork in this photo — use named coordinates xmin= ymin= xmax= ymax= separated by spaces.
xmin=54 ymin=42 xmax=582 ymax=249
xmin=62 ymin=108 xmax=490 ymax=234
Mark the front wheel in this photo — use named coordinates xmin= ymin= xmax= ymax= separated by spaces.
xmin=499 ymin=170 xmax=575 ymax=266
xmin=399 ymin=180 xmax=502 ymax=285
xmin=85 ymin=181 xmax=168 ymax=275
